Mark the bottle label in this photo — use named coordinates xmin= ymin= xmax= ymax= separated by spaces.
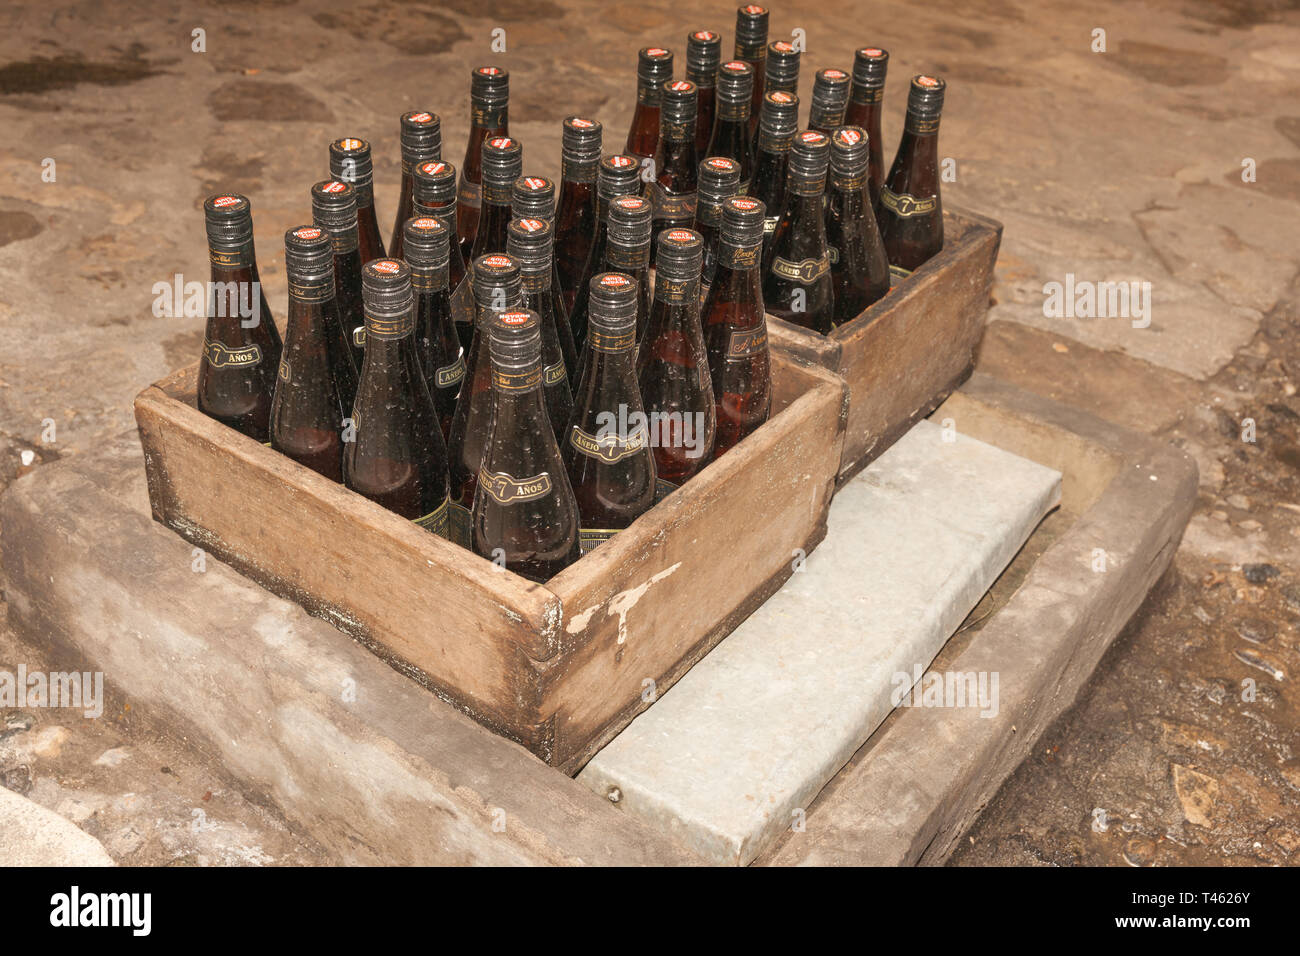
xmin=277 ymin=359 xmax=291 ymax=383
xmin=365 ymin=311 xmax=414 ymax=339
xmin=762 ymin=215 xmax=779 ymax=236
xmin=589 ymin=328 xmax=637 ymax=353
xmin=880 ymin=186 xmax=937 ymax=218
xmin=697 ymin=200 xmax=724 ymax=228
xmin=771 ymin=255 xmax=830 ymax=284
xmin=569 ymin=424 xmax=648 ymax=464
xmin=646 ymin=182 xmax=698 ymax=222
xmin=208 ymin=245 xmax=253 ymax=268
xmin=203 ymin=339 xmax=262 ymax=369
xmin=904 ymin=114 xmax=940 ymax=136
xmin=727 ymin=326 xmax=768 ymax=358
xmin=493 ymin=366 xmax=543 ymax=391
xmin=544 ymin=360 xmax=567 ymax=388
xmin=889 ymin=264 xmax=913 ymax=281
xmin=579 ymin=528 xmax=619 ymax=555
xmin=520 ymin=272 xmax=552 ymax=294
xmin=447 ymin=500 xmax=473 ymax=548
xmin=636 ymin=85 xmax=662 ymax=106
xmin=789 ymin=175 xmax=827 ymax=196
xmin=287 ymin=275 xmax=334 ymax=302
xmin=457 ymin=176 xmax=482 ymax=210
xmin=411 ymin=271 xmax=449 ymax=293
xmin=413 ymin=497 xmax=450 ymax=537
xmin=828 ymin=245 xmax=839 ymax=265
xmin=483 ymin=180 xmax=513 ymax=205
xmin=606 ymin=245 xmax=648 ymax=271
xmin=654 ymin=275 xmax=694 ymax=304
xmin=719 ymin=239 xmax=762 ymax=269
xmin=477 ymin=467 xmax=554 ymax=504
xmin=830 ymin=172 xmax=867 ymax=192
xmin=851 ymin=85 xmax=884 ymax=106
xmin=654 ymin=478 xmax=680 ymax=501
xmin=324 ymin=227 xmax=358 ymax=256
xmin=716 ymin=101 xmax=748 ymax=121
xmin=353 ymin=326 xmax=366 ymax=347
xmin=471 ymin=105 xmax=506 ymax=128
xmin=436 ymin=353 xmax=466 ymax=389
xmin=757 ymin=130 xmax=793 ymax=154
xmin=661 ymin=119 xmax=693 ymax=141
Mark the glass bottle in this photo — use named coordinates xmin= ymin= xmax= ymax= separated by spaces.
xmin=826 ymin=125 xmax=890 ymax=324
xmin=625 ymin=46 xmax=674 ymax=168
xmin=706 ymin=60 xmax=755 ymax=193
xmin=566 ymin=153 xmax=642 ymax=351
xmin=412 ymin=159 xmax=475 ymax=353
xmin=457 ymin=65 xmax=510 ymax=260
xmin=473 ymin=309 xmax=580 ymax=581
xmin=344 ymin=259 xmax=450 ymax=537
xmin=602 ymin=195 xmax=653 ymax=345
xmin=507 ymin=216 xmax=574 ymax=440
xmin=329 ymin=137 xmax=385 ymax=264
xmin=763 ymin=130 xmax=835 ymax=334
xmin=511 ymin=173 xmax=573 ymax=364
xmin=388 ymin=110 xmax=441 ymax=261
xmin=553 ymin=116 xmax=603 ymax=317
xmin=403 ymin=216 xmax=463 ymax=442
xmin=695 ymin=155 xmax=742 ymax=300
xmin=808 ymin=68 xmax=851 ymax=135
xmin=702 ymin=196 xmax=771 ymax=457
xmin=763 ymin=40 xmax=800 ymax=103
xmin=880 ymin=75 xmax=945 ymax=282
xmin=750 ymin=90 xmax=799 ymax=263
xmin=197 ymin=194 xmax=281 ymax=442
xmin=312 ymin=179 xmax=367 ymax=373
xmin=733 ymin=4 xmax=769 ymax=138
xmin=636 ymin=228 xmax=716 ymax=489
xmin=649 ymin=79 xmax=700 ymax=260
xmin=686 ymin=29 xmax=721 ymax=156
xmin=844 ymin=47 xmax=889 ymax=216
xmin=563 ymin=272 xmax=657 ymax=554
xmin=468 ymin=134 xmax=523 ymax=263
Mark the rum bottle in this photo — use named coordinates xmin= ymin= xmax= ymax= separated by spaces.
xmin=566 ymin=153 xmax=642 ymax=351
xmin=403 ymin=216 xmax=463 ymax=441
xmin=388 ymin=110 xmax=441 ymax=261
xmin=648 ymin=79 xmax=699 ymax=257
xmin=695 ymin=155 xmax=742 ymax=299
xmin=507 ymin=216 xmax=574 ymax=439
xmin=468 ymin=134 xmax=523 ymax=263
xmin=733 ymin=4 xmax=769 ymax=137
xmin=511 ymin=173 xmax=572 ymax=352
xmin=457 ymin=66 xmax=510 ymax=259
xmin=686 ymin=30 xmax=721 ymax=155
xmin=603 ymin=194 xmax=653 ymax=344
xmin=764 ymin=130 xmax=834 ymax=334
xmin=329 ymin=137 xmax=385 ymax=264
xmin=312 ymin=179 xmax=367 ymax=372
xmin=553 ymin=116 xmax=603 ymax=316
xmin=706 ymin=60 xmax=755 ymax=193
xmin=413 ymin=159 xmax=475 ymax=352
xmin=845 ymin=47 xmax=888 ymax=213
xmin=625 ymin=46 xmax=674 ymax=167
xmin=808 ymin=68 xmax=851 ymax=135
xmin=826 ymin=125 xmax=890 ymax=323
xmin=880 ymin=75 xmax=945 ymax=281
xmin=750 ymin=90 xmax=799 ymax=261
xmin=763 ymin=40 xmax=800 ymax=100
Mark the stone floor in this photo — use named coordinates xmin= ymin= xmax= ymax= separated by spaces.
xmin=0 ymin=0 xmax=1298 ymax=864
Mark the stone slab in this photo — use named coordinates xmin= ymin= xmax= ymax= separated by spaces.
xmin=577 ymin=419 xmax=1063 ymax=866
xmin=0 ymin=786 xmax=116 ymax=867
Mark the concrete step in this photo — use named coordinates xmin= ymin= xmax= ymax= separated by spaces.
xmin=577 ymin=419 xmax=1063 ymax=865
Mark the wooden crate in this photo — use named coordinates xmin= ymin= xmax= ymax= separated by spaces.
xmin=134 ymin=352 xmax=848 ymax=772
xmin=767 ymin=205 xmax=1002 ymax=481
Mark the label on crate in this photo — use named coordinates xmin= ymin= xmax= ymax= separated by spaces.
xmin=880 ymin=187 xmax=936 ymax=218
xmin=413 ymin=497 xmax=450 ymax=537
xmin=727 ymin=326 xmax=767 ymax=358
xmin=203 ymin=339 xmax=262 ymax=369
xmin=579 ymin=528 xmax=620 ymax=554
xmin=771 ymin=254 xmax=830 ymax=284
xmin=477 ymin=467 xmax=553 ymax=505
xmin=569 ymin=424 xmax=648 ymax=464
xmin=435 ymin=353 xmax=466 ymax=389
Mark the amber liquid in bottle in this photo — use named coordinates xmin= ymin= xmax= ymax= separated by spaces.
xmin=564 ymin=272 xmax=656 ymax=554
xmin=602 ymin=195 xmax=654 ymax=346
xmin=388 ymin=111 xmax=441 ymax=261
xmin=750 ymin=90 xmax=799 ymax=264
xmin=825 ymin=126 xmax=890 ymax=324
xmin=344 ymin=259 xmax=450 ymax=536
xmin=695 ymin=155 xmax=742 ymax=299
xmin=880 ymin=75 xmax=945 ymax=282
xmin=197 ymin=194 xmax=282 ymax=443
xmin=312 ymin=179 xmax=367 ymax=376
xmin=413 ymin=159 xmax=476 ymax=354
xmin=626 ymin=46 xmax=674 ymax=166
xmin=686 ymin=30 xmax=721 ymax=156
xmin=764 ymin=130 xmax=835 ymax=335
xmin=760 ymin=40 xmax=801 ymax=128
xmin=637 ymin=228 xmax=716 ymax=488
xmin=473 ymin=309 xmax=580 ymax=581
xmin=404 ymin=216 xmax=464 ymax=442
xmin=469 ymin=135 xmax=522 ymax=263
xmin=508 ymin=217 xmax=573 ymax=444
xmin=511 ymin=175 xmax=578 ymax=378
xmin=330 ymin=137 xmax=385 ymax=264
xmin=733 ymin=4 xmax=769 ymax=139
xmin=649 ymin=79 xmax=700 ymax=260
xmin=457 ymin=66 xmax=510 ymax=261
xmin=844 ymin=47 xmax=889 ymax=215
xmin=808 ymin=68 xmax=851 ymax=135
xmin=553 ymin=116 xmax=603 ymax=318
xmin=707 ymin=61 xmax=755 ymax=193
xmin=702 ymin=197 xmax=771 ymax=457
xmin=567 ymin=154 xmax=642 ymax=352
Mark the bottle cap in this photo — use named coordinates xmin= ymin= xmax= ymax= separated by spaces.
xmin=361 ymin=259 xmax=414 ymax=328
xmin=472 ymin=252 xmax=523 ymax=308
xmin=481 ymin=136 xmax=524 ymax=187
xmin=787 ymin=129 xmax=831 ymax=181
xmin=698 ymin=156 xmax=742 ymax=205
xmin=734 ymin=5 xmax=770 ymax=50
xmin=765 ymin=40 xmax=800 ymax=88
xmin=562 ymin=116 xmax=603 ymax=165
xmin=721 ymin=196 xmax=766 ymax=245
xmin=607 ymin=195 xmax=652 ymax=246
xmin=686 ymin=30 xmax=722 ymax=85
xmin=637 ymin=47 xmax=674 ymax=87
xmin=907 ymin=74 xmax=945 ymax=123
xmin=399 ymin=111 xmax=442 ymax=167
xmin=470 ymin=65 xmax=509 ymax=105
xmin=588 ymin=272 xmax=639 ymax=335
xmin=329 ymin=137 xmax=374 ymax=187
xmin=598 ymin=154 xmax=643 ymax=202
xmin=758 ymin=90 xmax=800 ymax=138
xmin=204 ymin=193 xmax=253 ymax=250
xmin=413 ymin=160 xmax=457 ymax=207
xmin=661 ymin=78 xmax=698 ymax=127
xmin=283 ymin=224 xmax=334 ymax=281
xmin=828 ymin=125 xmax=869 ymax=177
xmin=511 ymin=175 xmax=555 ymax=220
xmin=403 ymin=216 xmax=451 ymax=271
xmin=810 ymin=68 xmax=851 ymax=125
xmin=488 ymin=308 xmax=542 ymax=374
xmin=716 ymin=60 xmax=755 ymax=105
xmin=506 ymin=217 xmax=554 ymax=275
xmin=654 ymin=227 xmax=704 ymax=281
xmin=852 ymin=47 xmax=889 ymax=91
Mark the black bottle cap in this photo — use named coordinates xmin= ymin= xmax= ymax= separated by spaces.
xmin=283 ymin=224 xmax=334 ymax=279
xmin=829 ymin=125 xmax=870 ymax=177
xmin=506 ymin=217 xmax=554 ymax=275
xmin=588 ymin=272 xmax=639 ymax=335
xmin=734 ymin=5 xmax=769 ymax=47
xmin=698 ymin=156 xmax=742 ymax=204
xmin=562 ymin=116 xmax=603 ymax=164
xmin=403 ymin=216 xmax=451 ymax=270
xmin=811 ymin=68 xmax=851 ymax=121
xmin=413 ymin=160 xmax=457 ymax=207
xmin=716 ymin=60 xmax=755 ymax=105
xmin=329 ymin=137 xmax=374 ymax=186
xmin=765 ymin=40 xmax=800 ymax=88
xmin=598 ymin=154 xmax=643 ymax=201
xmin=607 ymin=195 xmax=652 ymax=246
xmin=661 ymin=78 xmax=698 ymax=126
xmin=471 ymin=65 xmax=509 ymax=105
xmin=637 ymin=47 xmax=674 ymax=86
xmin=488 ymin=309 xmax=542 ymax=374
xmin=907 ymin=74 xmax=945 ymax=122
xmin=204 ymin=193 xmax=253 ymax=250
xmin=654 ymin=227 xmax=704 ymax=281
xmin=787 ymin=129 xmax=831 ymax=180
xmin=852 ymin=47 xmax=889 ymax=90
xmin=721 ymin=195 xmax=766 ymax=245
xmin=511 ymin=175 xmax=555 ymax=221
xmin=759 ymin=90 xmax=800 ymax=137
xmin=686 ymin=30 xmax=722 ymax=85
xmin=399 ymin=111 xmax=442 ymax=166
xmin=361 ymin=259 xmax=414 ymax=324
xmin=481 ymin=136 xmax=524 ymax=187
xmin=472 ymin=252 xmax=522 ymax=305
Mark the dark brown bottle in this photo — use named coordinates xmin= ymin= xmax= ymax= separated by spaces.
xmin=511 ymin=174 xmax=573 ymax=363
xmin=845 ymin=47 xmax=889 ymax=214
xmin=808 ymin=68 xmax=851 ymax=135
xmin=344 ymin=259 xmax=450 ymax=536
xmin=329 ymin=138 xmax=385 ymax=264
xmin=826 ymin=126 xmax=890 ymax=324
xmin=603 ymin=195 xmax=653 ymax=344
xmin=702 ymin=197 xmax=771 ymax=458
xmin=764 ymin=130 xmax=834 ymax=334
xmin=564 ymin=273 xmax=656 ymax=554
xmin=553 ymin=116 xmax=603 ymax=317
xmin=468 ymin=135 xmax=523 ymax=263
xmin=649 ymin=79 xmax=699 ymax=259
xmin=312 ymin=179 xmax=367 ymax=373
xmin=706 ymin=61 xmax=755 ymax=193
xmin=447 ymin=253 xmax=524 ymax=547
xmin=567 ymin=153 xmax=642 ymax=351
xmin=413 ymin=159 xmax=476 ymax=353
xmin=197 ymin=194 xmax=282 ymax=442
xmin=750 ymin=90 xmax=799 ymax=262
xmin=473 ymin=309 xmax=580 ymax=581
xmin=388 ymin=111 xmax=442 ymax=261
xmin=880 ymin=75 xmax=945 ymax=281
xmin=625 ymin=47 xmax=674 ymax=167
xmin=457 ymin=66 xmax=510 ymax=260
xmin=271 ymin=225 xmax=353 ymax=481
xmin=695 ymin=155 xmax=742 ymax=300
xmin=764 ymin=40 xmax=800 ymax=101
xmin=507 ymin=217 xmax=573 ymax=440
xmin=403 ymin=216 xmax=463 ymax=441
xmin=637 ymin=228 xmax=716 ymax=488
xmin=686 ymin=30 xmax=721 ymax=156
xmin=733 ymin=4 xmax=769 ymax=138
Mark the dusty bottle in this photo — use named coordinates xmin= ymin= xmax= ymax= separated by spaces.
xmin=764 ymin=40 xmax=800 ymax=99
xmin=197 ymin=194 xmax=282 ymax=442
xmin=686 ymin=30 xmax=721 ymax=155
xmin=271 ymin=225 xmax=354 ymax=480
xmin=344 ymin=259 xmax=450 ymax=536
xmin=468 ymin=135 xmax=523 ymax=263
xmin=844 ymin=47 xmax=889 ymax=213
xmin=566 ymin=153 xmax=642 ymax=351
xmin=880 ymin=75 xmax=945 ymax=281
xmin=764 ymin=130 xmax=834 ymax=334
xmin=564 ymin=273 xmax=657 ymax=554
xmin=447 ymin=253 xmax=524 ymax=547
xmin=649 ymin=79 xmax=700 ymax=258
xmin=329 ymin=137 xmax=385 ymax=264
xmin=511 ymin=174 xmax=572 ymax=356
xmin=695 ymin=155 xmax=742 ymax=299
xmin=625 ymin=47 xmax=674 ymax=167
xmin=457 ymin=66 xmax=510 ymax=260
xmin=733 ymin=4 xmax=769 ymax=137
xmin=473 ymin=309 xmax=580 ymax=581
xmin=750 ymin=89 xmax=799 ymax=262
xmin=311 ymin=179 xmax=367 ymax=372
xmin=403 ymin=216 xmax=463 ymax=441
xmin=706 ymin=61 xmax=755 ymax=193
xmin=826 ymin=126 xmax=890 ymax=324
xmin=637 ymin=228 xmax=716 ymax=488
xmin=507 ymin=217 xmax=574 ymax=439
xmin=702 ymin=196 xmax=770 ymax=457
xmin=603 ymin=194 xmax=653 ymax=344
xmin=808 ymin=68 xmax=851 ymax=134
xmin=553 ymin=116 xmax=603 ymax=317
xmin=413 ymin=159 xmax=476 ymax=353
xmin=388 ymin=111 xmax=442 ymax=261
